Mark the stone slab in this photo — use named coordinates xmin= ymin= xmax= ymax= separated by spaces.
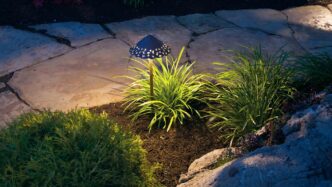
xmin=215 ymin=9 xmax=292 ymax=37
xmin=9 ymin=38 xmax=131 ymax=111
xmin=32 ymin=22 xmax=111 ymax=47
xmin=283 ymin=5 xmax=332 ymax=50
xmin=0 ymin=26 xmax=71 ymax=76
xmin=189 ymin=28 xmax=304 ymax=74
xmin=107 ymin=16 xmax=191 ymax=57
xmin=328 ymin=4 xmax=332 ymax=11
xmin=0 ymin=82 xmax=5 ymax=89
xmin=0 ymin=91 xmax=31 ymax=127
xmin=177 ymin=13 xmax=234 ymax=34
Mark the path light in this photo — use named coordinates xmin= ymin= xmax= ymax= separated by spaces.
xmin=129 ymin=35 xmax=171 ymax=99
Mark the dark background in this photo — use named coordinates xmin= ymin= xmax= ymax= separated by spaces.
xmin=0 ymin=0 xmax=331 ymax=25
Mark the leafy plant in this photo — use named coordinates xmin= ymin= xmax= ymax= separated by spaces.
xmin=123 ymin=0 xmax=145 ymax=8
xmin=293 ymin=52 xmax=332 ymax=90
xmin=124 ymin=47 xmax=205 ymax=131
xmin=205 ymin=48 xmax=294 ymax=146
xmin=0 ymin=110 xmax=159 ymax=187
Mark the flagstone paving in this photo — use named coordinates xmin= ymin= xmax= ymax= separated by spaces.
xmin=31 ymin=22 xmax=112 ymax=47
xmin=0 ymin=26 xmax=71 ymax=76
xmin=0 ymin=5 xmax=331 ymax=125
xmin=0 ymin=91 xmax=31 ymax=127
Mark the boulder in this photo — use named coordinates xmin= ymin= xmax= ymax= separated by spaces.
xmin=178 ymin=93 xmax=332 ymax=187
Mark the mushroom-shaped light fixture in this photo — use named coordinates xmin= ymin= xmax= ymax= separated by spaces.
xmin=129 ymin=35 xmax=171 ymax=98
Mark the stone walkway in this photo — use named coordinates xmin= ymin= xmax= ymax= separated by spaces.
xmin=0 ymin=5 xmax=332 ymax=126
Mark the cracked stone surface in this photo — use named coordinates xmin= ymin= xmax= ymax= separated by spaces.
xmin=0 ymin=82 xmax=5 ymax=89
xmin=177 ymin=13 xmax=234 ymax=34
xmin=107 ymin=16 xmax=191 ymax=56
xmin=178 ymin=93 xmax=332 ymax=187
xmin=9 ymin=38 xmax=130 ymax=111
xmin=189 ymin=28 xmax=304 ymax=74
xmin=32 ymin=22 xmax=111 ymax=47
xmin=215 ymin=9 xmax=293 ymax=37
xmin=0 ymin=26 xmax=71 ymax=76
xmin=283 ymin=5 xmax=332 ymax=51
xmin=0 ymin=91 xmax=31 ymax=127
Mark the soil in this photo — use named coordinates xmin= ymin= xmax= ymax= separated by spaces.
xmin=1 ymin=0 xmax=332 ymax=25
xmin=90 ymin=102 xmax=224 ymax=187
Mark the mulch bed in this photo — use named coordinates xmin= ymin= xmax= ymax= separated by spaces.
xmin=1 ymin=0 xmax=331 ymax=25
xmin=90 ymin=102 xmax=224 ymax=187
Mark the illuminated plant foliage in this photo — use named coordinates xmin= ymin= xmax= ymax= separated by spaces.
xmin=124 ymin=47 xmax=205 ymax=131
xmin=205 ymin=48 xmax=294 ymax=146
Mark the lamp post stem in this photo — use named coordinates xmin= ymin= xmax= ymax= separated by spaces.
xmin=148 ymin=59 xmax=154 ymax=100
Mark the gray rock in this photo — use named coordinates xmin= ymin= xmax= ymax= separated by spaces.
xmin=0 ymin=82 xmax=5 ymax=90
xmin=0 ymin=26 xmax=71 ymax=76
xmin=0 ymin=91 xmax=31 ymax=127
xmin=189 ymin=28 xmax=304 ymax=74
xmin=9 ymin=38 xmax=130 ymax=111
xmin=283 ymin=5 xmax=332 ymax=50
xmin=106 ymin=16 xmax=191 ymax=57
xmin=215 ymin=9 xmax=292 ymax=37
xmin=178 ymin=93 xmax=332 ymax=187
xmin=177 ymin=13 xmax=234 ymax=34
xmin=32 ymin=22 xmax=111 ymax=47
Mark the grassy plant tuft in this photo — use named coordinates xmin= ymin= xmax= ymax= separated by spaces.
xmin=205 ymin=48 xmax=294 ymax=146
xmin=124 ymin=47 xmax=205 ymax=131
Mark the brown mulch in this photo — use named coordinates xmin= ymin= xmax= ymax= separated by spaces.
xmin=90 ymin=102 xmax=224 ymax=187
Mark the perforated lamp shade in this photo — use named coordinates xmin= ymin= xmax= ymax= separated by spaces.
xmin=129 ymin=35 xmax=171 ymax=59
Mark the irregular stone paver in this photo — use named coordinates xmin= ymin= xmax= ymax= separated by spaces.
xmin=177 ymin=13 xmax=234 ymax=34
xmin=0 ymin=26 xmax=71 ymax=77
xmin=215 ymin=9 xmax=293 ymax=37
xmin=0 ymin=82 xmax=5 ymax=89
xmin=32 ymin=22 xmax=111 ymax=47
xmin=283 ymin=5 xmax=332 ymax=50
xmin=9 ymin=38 xmax=130 ymax=111
xmin=0 ymin=91 xmax=31 ymax=127
xmin=107 ymin=16 xmax=191 ymax=56
xmin=310 ymin=47 xmax=332 ymax=56
xmin=189 ymin=28 xmax=304 ymax=74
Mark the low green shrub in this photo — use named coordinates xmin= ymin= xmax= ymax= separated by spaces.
xmin=0 ymin=110 xmax=159 ymax=187
xmin=205 ymin=48 xmax=294 ymax=146
xmin=124 ymin=47 xmax=205 ymax=131
xmin=293 ymin=52 xmax=332 ymax=90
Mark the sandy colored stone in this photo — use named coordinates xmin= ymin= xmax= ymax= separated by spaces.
xmin=107 ymin=16 xmax=191 ymax=56
xmin=9 ymin=38 xmax=131 ymax=111
xmin=32 ymin=22 xmax=111 ymax=47
xmin=215 ymin=9 xmax=292 ymax=37
xmin=283 ymin=5 xmax=332 ymax=50
xmin=177 ymin=13 xmax=234 ymax=34
xmin=0 ymin=26 xmax=71 ymax=76
xmin=189 ymin=28 xmax=304 ymax=74
xmin=328 ymin=4 xmax=332 ymax=11
xmin=0 ymin=91 xmax=31 ymax=127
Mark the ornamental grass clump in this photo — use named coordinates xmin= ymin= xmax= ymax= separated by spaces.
xmin=205 ymin=48 xmax=294 ymax=146
xmin=124 ymin=47 xmax=205 ymax=131
xmin=293 ymin=52 xmax=332 ymax=90
xmin=0 ymin=110 xmax=159 ymax=187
